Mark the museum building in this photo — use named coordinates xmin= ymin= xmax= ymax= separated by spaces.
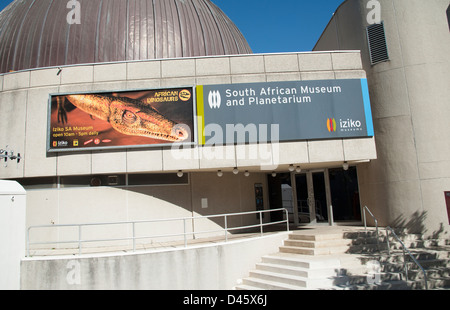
xmin=0 ymin=0 xmax=449 ymax=286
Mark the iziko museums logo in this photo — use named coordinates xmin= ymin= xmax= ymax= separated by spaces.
xmin=326 ymin=118 xmax=337 ymax=132
xmin=327 ymin=118 xmax=364 ymax=133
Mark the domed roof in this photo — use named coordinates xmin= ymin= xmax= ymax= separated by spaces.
xmin=0 ymin=0 xmax=252 ymax=74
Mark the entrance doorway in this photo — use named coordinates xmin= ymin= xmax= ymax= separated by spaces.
xmin=294 ymin=170 xmax=331 ymax=225
xmin=267 ymin=167 xmax=362 ymax=226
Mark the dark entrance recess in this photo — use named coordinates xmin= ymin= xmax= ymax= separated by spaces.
xmin=312 ymin=172 xmax=328 ymax=222
xmin=267 ymin=173 xmax=290 ymax=222
xmin=268 ymin=167 xmax=362 ymax=225
xmin=329 ymin=167 xmax=361 ymax=221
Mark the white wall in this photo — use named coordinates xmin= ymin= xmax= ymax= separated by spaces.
xmin=21 ymin=231 xmax=289 ymax=290
xmin=0 ymin=181 xmax=26 ymax=289
xmin=25 ymin=172 xmax=271 ymax=252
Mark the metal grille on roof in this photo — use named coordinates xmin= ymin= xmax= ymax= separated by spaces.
xmin=366 ymin=22 xmax=389 ymax=65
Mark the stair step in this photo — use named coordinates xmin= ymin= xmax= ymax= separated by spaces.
xmin=234 ymin=284 xmax=264 ymax=290
xmin=280 ymin=245 xmax=349 ymax=255
xmin=249 ymin=269 xmax=308 ymax=287
xmin=261 ymin=253 xmax=341 ymax=269
xmin=242 ymin=276 xmax=306 ymax=290
xmin=247 ymin=269 xmax=344 ymax=289
xmin=289 ymin=231 xmax=344 ymax=241
xmin=261 ymin=254 xmax=310 ymax=268
xmin=426 ymin=267 xmax=450 ymax=278
xmin=255 ymin=262 xmax=339 ymax=278
xmin=284 ymin=238 xmax=351 ymax=248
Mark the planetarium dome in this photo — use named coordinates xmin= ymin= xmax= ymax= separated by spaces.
xmin=0 ymin=0 xmax=252 ymax=74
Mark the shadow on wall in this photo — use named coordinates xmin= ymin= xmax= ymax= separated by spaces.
xmin=364 ymin=207 xmax=447 ymax=239
xmin=391 ymin=210 xmax=447 ymax=240
xmin=124 ymin=181 xmax=271 ymax=237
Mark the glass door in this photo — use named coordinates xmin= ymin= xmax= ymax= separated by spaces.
xmin=328 ymin=167 xmax=362 ymax=222
xmin=312 ymin=171 xmax=329 ymax=223
xmin=294 ymin=170 xmax=333 ymax=225
xmin=295 ymin=173 xmax=309 ymax=224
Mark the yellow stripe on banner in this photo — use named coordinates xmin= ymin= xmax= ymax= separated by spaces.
xmin=196 ymin=85 xmax=205 ymax=145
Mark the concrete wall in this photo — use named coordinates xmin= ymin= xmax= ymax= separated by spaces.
xmin=0 ymin=51 xmax=377 ymax=249
xmin=0 ymin=52 xmax=375 ymax=180
xmin=315 ymin=0 xmax=450 ymax=237
xmin=26 ymin=172 xmax=270 ymax=251
xmin=0 ymin=181 xmax=26 ymax=290
xmin=21 ymin=231 xmax=289 ymax=290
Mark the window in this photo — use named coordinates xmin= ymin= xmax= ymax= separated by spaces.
xmin=60 ymin=174 xmax=126 ymax=188
xmin=14 ymin=177 xmax=57 ymax=190
xmin=127 ymin=173 xmax=188 ymax=186
xmin=12 ymin=173 xmax=189 ymax=189
xmin=366 ymin=21 xmax=390 ymax=65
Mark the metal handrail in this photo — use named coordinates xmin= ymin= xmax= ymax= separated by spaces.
xmin=27 ymin=208 xmax=289 ymax=256
xmin=363 ymin=206 xmax=379 ymax=251
xmin=385 ymin=226 xmax=429 ymax=290
xmin=363 ymin=206 xmax=428 ymax=289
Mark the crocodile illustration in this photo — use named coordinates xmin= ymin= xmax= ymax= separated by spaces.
xmin=58 ymin=94 xmax=189 ymax=142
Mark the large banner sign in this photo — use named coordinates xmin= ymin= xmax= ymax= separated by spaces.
xmin=48 ymin=87 xmax=195 ymax=152
xmin=196 ymin=79 xmax=374 ymax=145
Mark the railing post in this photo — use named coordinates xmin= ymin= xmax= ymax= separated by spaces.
xmin=363 ymin=206 xmax=367 ymax=232
xmin=285 ymin=209 xmax=290 ymax=232
xmin=259 ymin=211 xmax=263 ymax=237
xmin=375 ymin=220 xmax=379 ymax=251
xmin=224 ymin=215 xmax=228 ymax=242
xmin=183 ymin=218 xmax=187 ymax=248
xmin=403 ymin=248 xmax=408 ymax=281
xmin=386 ymin=229 xmax=391 ymax=256
xmin=132 ymin=222 xmax=136 ymax=252
xmin=78 ymin=225 xmax=82 ymax=255
xmin=26 ymin=227 xmax=30 ymax=257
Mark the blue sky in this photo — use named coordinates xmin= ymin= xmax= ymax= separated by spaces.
xmin=214 ymin=0 xmax=344 ymax=52
xmin=0 ymin=0 xmax=344 ymax=52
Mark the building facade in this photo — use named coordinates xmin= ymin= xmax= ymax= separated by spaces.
xmin=8 ymin=0 xmax=439 ymax=254
xmin=0 ymin=49 xmax=377 ymax=247
xmin=315 ymin=0 xmax=450 ymax=237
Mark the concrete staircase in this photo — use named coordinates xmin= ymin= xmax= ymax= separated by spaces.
xmin=234 ymin=227 xmax=450 ymax=290
xmin=342 ymin=230 xmax=450 ymax=290
xmin=280 ymin=230 xmax=351 ymax=256
xmin=234 ymin=228 xmax=355 ymax=290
